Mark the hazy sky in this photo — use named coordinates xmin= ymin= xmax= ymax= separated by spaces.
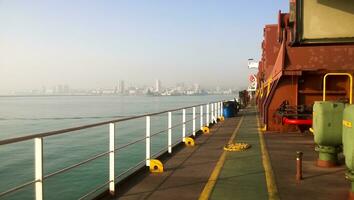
xmin=0 ymin=1 xmax=288 ymax=93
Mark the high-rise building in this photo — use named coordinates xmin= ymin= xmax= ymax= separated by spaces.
xmin=155 ymin=79 xmax=161 ymax=93
xmin=118 ymin=80 xmax=125 ymax=94
xmin=194 ymin=83 xmax=200 ymax=92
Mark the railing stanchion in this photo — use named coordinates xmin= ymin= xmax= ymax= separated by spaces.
xmin=200 ymin=105 xmax=203 ymax=129
xmin=34 ymin=137 xmax=43 ymax=200
xmin=182 ymin=109 xmax=186 ymax=142
xmin=192 ymin=107 xmax=196 ymax=136
xmin=221 ymin=101 xmax=223 ymax=117
xmin=206 ymin=104 xmax=210 ymax=126
xmin=218 ymin=102 xmax=221 ymax=118
xmin=168 ymin=112 xmax=172 ymax=153
xmin=211 ymin=103 xmax=214 ymax=123
xmin=146 ymin=116 xmax=151 ymax=166
xmin=109 ymin=123 xmax=115 ymax=195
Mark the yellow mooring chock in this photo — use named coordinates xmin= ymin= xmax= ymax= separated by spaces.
xmin=150 ymin=159 xmax=164 ymax=173
xmin=259 ymin=125 xmax=267 ymax=132
xmin=201 ymin=126 xmax=210 ymax=134
xmin=223 ymin=143 xmax=251 ymax=152
xmin=185 ymin=137 xmax=195 ymax=147
xmin=218 ymin=116 xmax=225 ymax=121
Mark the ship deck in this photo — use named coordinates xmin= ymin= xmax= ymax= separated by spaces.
xmin=100 ymin=107 xmax=349 ymax=200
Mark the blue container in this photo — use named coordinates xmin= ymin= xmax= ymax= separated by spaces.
xmin=223 ymin=101 xmax=236 ymax=118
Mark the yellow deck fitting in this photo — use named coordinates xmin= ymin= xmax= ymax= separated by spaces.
xmin=218 ymin=116 xmax=225 ymax=121
xmin=259 ymin=125 xmax=267 ymax=132
xmin=223 ymin=142 xmax=251 ymax=152
xmin=343 ymin=120 xmax=352 ymax=128
xmin=201 ymin=126 xmax=210 ymax=134
xmin=149 ymin=159 xmax=164 ymax=173
xmin=184 ymin=137 xmax=195 ymax=147
xmin=309 ymin=127 xmax=314 ymax=134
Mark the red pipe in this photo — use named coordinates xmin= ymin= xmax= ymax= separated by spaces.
xmin=282 ymin=117 xmax=312 ymax=125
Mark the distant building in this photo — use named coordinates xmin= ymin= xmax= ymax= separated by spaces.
xmin=194 ymin=83 xmax=200 ymax=93
xmin=155 ymin=79 xmax=161 ymax=93
xmin=118 ymin=80 xmax=125 ymax=94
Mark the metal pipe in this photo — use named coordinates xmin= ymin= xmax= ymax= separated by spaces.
xmin=109 ymin=123 xmax=115 ymax=195
xmin=182 ymin=109 xmax=186 ymax=142
xmin=323 ymin=73 xmax=353 ymax=104
xmin=146 ymin=116 xmax=151 ymax=166
xmin=192 ymin=107 xmax=196 ymax=136
xmin=34 ymin=138 xmax=43 ymax=200
xmin=200 ymin=105 xmax=203 ymax=129
xmin=206 ymin=104 xmax=210 ymax=126
xmin=0 ymin=101 xmax=222 ymax=146
xmin=282 ymin=117 xmax=312 ymax=125
xmin=168 ymin=112 xmax=172 ymax=153
xmin=296 ymin=151 xmax=303 ymax=181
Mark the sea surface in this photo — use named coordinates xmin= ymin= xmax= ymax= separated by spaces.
xmin=0 ymin=95 xmax=234 ymax=200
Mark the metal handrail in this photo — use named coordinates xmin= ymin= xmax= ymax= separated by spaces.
xmin=0 ymin=103 xmax=212 ymax=146
xmin=0 ymin=100 xmax=225 ymax=200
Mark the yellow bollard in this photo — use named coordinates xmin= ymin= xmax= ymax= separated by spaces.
xmin=185 ymin=137 xmax=195 ymax=147
xmin=201 ymin=126 xmax=210 ymax=134
xmin=150 ymin=159 xmax=164 ymax=173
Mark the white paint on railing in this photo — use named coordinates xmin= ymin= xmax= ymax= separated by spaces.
xmin=192 ymin=107 xmax=196 ymax=136
xmin=212 ymin=103 xmax=213 ymax=122
xmin=146 ymin=116 xmax=151 ymax=166
xmin=109 ymin=123 xmax=115 ymax=195
xmin=221 ymin=101 xmax=223 ymax=117
xmin=182 ymin=109 xmax=186 ymax=142
xmin=168 ymin=112 xmax=172 ymax=153
xmin=34 ymin=137 xmax=43 ymax=200
xmin=200 ymin=105 xmax=203 ymax=129
xmin=206 ymin=104 xmax=210 ymax=126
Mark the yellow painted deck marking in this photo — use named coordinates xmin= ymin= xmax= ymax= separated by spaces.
xmin=257 ymin=116 xmax=279 ymax=200
xmin=198 ymin=116 xmax=244 ymax=200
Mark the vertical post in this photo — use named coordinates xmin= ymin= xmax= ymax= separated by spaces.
xmin=206 ymin=104 xmax=210 ymax=126
xmin=34 ymin=137 xmax=43 ymax=200
xmin=109 ymin=123 xmax=115 ymax=195
xmin=218 ymin=102 xmax=221 ymax=118
xmin=216 ymin=103 xmax=219 ymax=120
xmin=200 ymin=105 xmax=203 ymax=129
xmin=221 ymin=101 xmax=223 ymax=117
xmin=168 ymin=112 xmax=172 ymax=153
xmin=211 ymin=103 xmax=214 ymax=123
xmin=296 ymin=151 xmax=303 ymax=181
xmin=182 ymin=109 xmax=186 ymax=142
xmin=146 ymin=116 xmax=151 ymax=166
xmin=193 ymin=107 xmax=196 ymax=136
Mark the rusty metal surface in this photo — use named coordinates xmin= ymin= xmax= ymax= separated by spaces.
xmin=257 ymin=1 xmax=354 ymax=132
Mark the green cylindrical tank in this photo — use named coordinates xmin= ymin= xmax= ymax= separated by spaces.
xmin=313 ymin=101 xmax=345 ymax=167
xmin=343 ymin=105 xmax=354 ymax=194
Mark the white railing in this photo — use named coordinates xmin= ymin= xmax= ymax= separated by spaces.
xmin=0 ymin=101 xmax=225 ymax=200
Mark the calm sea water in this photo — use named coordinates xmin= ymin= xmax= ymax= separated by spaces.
xmin=0 ymin=95 xmax=234 ymax=200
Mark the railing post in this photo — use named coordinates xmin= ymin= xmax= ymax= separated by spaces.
xmin=192 ymin=107 xmax=196 ymax=136
xmin=182 ymin=109 xmax=186 ymax=142
xmin=168 ymin=112 xmax=172 ymax=153
xmin=206 ymin=103 xmax=210 ymax=126
xmin=109 ymin=123 xmax=115 ymax=195
xmin=221 ymin=101 xmax=223 ymax=117
xmin=200 ymin=105 xmax=203 ymax=129
xmin=146 ymin=116 xmax=151 ymax=166
xmin=218 ymin=102 xmax=221 ymax=118
xmin=211 ymin=103 xmax=214 ymax=123
xmin=215 ymin=103 xmax=218 ymax=122
xmin=34 ymin=137 xmax=43 ymax=200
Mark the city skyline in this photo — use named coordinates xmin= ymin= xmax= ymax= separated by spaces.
xmin=0 ymin=1 xmax=288 ymax=94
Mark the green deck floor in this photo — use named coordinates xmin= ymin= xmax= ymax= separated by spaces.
xmin=210 ymin=110 xmax=268 ymax=200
